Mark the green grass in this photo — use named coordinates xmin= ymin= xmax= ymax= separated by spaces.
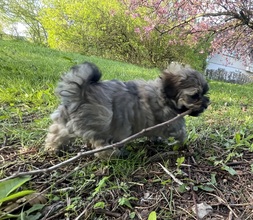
xmin=0 ymin=39 xmax=159 ymax=148
xmin=1 ymin=39 xmax=253 ymax=219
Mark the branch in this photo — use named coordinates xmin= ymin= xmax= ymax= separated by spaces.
xmin=156 ymin=10 xmax=250 ymax=35
xmin=158 ymin=163 xmax=190 ymax=190
xmin=0 ymin=109 xmax=192 ymax=183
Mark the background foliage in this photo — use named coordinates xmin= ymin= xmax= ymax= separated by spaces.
xmin=2 ymin=0 xmax=252 ymax=69
xmin=0 ymin=0 xmax=209 ymax=69
xmin=39 ymin=0 xmax=209 ymax=69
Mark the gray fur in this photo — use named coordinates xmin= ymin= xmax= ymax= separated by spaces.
xmin=45 ymin=62 xmax=209 ymax=159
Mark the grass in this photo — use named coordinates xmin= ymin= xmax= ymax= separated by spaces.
xmin=0 ymin=39 xmax=159 ymax=149
xmin=0 ymin=39 xmax=253 ymax=219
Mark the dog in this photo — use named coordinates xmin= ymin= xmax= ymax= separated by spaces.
xmin=44 ymin=62 xmax=209 ymax=159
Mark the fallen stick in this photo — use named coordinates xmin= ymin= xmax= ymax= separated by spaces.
xmin=158 ymin=163 xmax=190 ymax=190
xmin=0 ymin=109 xmax=192 ymax=182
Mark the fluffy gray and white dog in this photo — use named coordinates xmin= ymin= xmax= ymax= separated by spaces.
xmin=44 ymin=62 xmax=209 ymax=159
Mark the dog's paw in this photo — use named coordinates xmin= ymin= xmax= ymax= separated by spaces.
xmin=43 ymin=144 xmax=58 ymax=156
xmin=43 ymin=143 xmax=69 ymax=157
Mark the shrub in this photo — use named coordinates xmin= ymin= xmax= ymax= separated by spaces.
xmin=40 ymin=0 xmax=208 ymax=69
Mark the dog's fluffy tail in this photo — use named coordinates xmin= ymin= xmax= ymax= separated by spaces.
xmin=56 ymin=62 xmax=101 ymax=112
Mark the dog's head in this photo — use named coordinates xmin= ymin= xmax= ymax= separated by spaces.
xmin=161 ymin=62 xmax=210 ymax=116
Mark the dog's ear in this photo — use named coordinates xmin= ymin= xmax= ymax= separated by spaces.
xmin=161 ymin=70 xmax=183 ymax=98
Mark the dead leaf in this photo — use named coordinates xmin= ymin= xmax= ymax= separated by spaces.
xmin=16 ymin=193 xmax=47 ymax=205
xmin=192 ymin=202 xmax=213 ymax=219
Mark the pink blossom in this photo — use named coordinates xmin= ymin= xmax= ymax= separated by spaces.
xmin=124 ymin=0 xmax=253 ymax=60
xmin=134 ymin=27 xmax=141 ymax=33
xmin=131 ymin=13 xmax=140 ymax=19
xmin=143 ymin=25 xmax=154 ymax=33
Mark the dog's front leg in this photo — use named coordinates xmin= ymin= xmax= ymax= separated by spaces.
xmin=44 ymin=122 xmax=74 ymax=155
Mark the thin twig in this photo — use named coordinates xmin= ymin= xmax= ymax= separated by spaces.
xmin=93 ymin=209 xmax=122 ymax=218
xmin=74 ymin=195 xmax=100 ymax=220
xmin=228 ymin=202 xmax=253 ymax=207
xmin=1 ymin=134 xmax=7 ymax=147
xmin=188 ymin=157 xmax=199 ymax=220
xmin=177 ymin=206 xmax=197 ymax=220
xmin=206 ymin=193 xmax=238 ymax=218
xmin=0 ymin=109 xmax=192 ymax=183
xmin=158 ymin=163 xmax=190 ymax=190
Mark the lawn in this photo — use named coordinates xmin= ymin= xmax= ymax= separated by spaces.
xmin=0 ymin=39 xmax=253 ymax=219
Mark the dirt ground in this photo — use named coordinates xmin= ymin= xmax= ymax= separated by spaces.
xmin=1 ymin=141 xmax=253 ymax=220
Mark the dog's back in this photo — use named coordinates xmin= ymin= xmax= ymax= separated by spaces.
xmin=54 ymin=62 xmax=139 ymax=141
xmin=56 ymin=62 xmax=102 ymax=113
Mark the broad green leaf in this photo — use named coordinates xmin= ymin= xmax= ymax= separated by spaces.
xmin=22 ymin=212 xmax=42 ymax=220
xmin=222 ymin=165 xmax=237 ymax=176
xmin=129 ymin=212 xmax=136 ymax=219
xmin=198 ymin=185 xmax=215 ymax=192
xmin=148 ymin=211 xmax=157 ymax=220
xmin=92 ymin=176 xmax=109 ymax=197
xmin=94 ymin=201 xmax=105 ymax=209
xmin=176 ymin=157 xmax=185 ymax=167
xmin=235 ymin=133 xmax=241 ymax=144
xmin=177 ymin=184 xmax=188 ymax=193
xmin=118 ymin=197 xmax=133 ymax=209
xmin=25 ymin=204 xmax=45 ymax=216
xmin=0 ymin=190 xmax=35 ymax=203
xmin=210 ymin=173 xmax=217 ymax=186
xmin=0 ymin=176 xmax=31 ymax=200
xmin=18 ymin=205 xmax=45 ymax=220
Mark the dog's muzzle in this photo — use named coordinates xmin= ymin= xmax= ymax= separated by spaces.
xmin=189 ymin=96 xmax=210 ymax=117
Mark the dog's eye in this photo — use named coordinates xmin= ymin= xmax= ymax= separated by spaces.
xmin=191 ymin=93 xmax=200 ymax=100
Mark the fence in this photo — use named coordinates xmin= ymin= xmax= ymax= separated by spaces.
xmin=205 ymin=68 xmax=253 ymax=84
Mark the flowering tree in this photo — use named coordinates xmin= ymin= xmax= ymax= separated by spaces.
xmin=123 ymin=0 xmax=253 ymax=60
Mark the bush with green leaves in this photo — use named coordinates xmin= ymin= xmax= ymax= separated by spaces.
xmin=39 ymin=0 xmax=208 ymax=69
